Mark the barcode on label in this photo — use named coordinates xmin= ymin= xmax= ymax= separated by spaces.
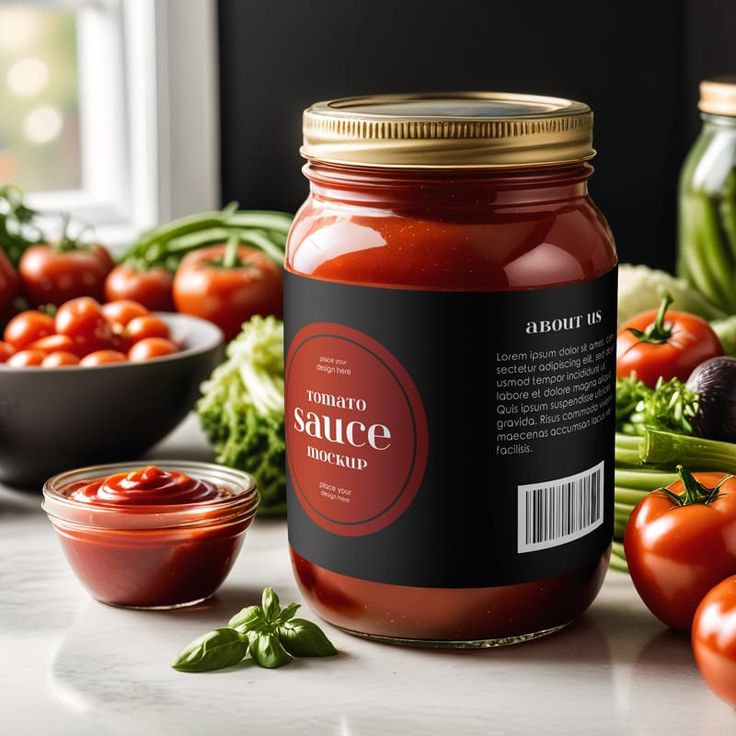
xmin=517 ymin=461 xmax=605 ymax=553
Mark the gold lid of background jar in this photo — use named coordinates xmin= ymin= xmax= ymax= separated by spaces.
xmin=301 ymin=92 xmax=594 ymax=168
xmin=699 ymin=76 xmax=736 ymax=116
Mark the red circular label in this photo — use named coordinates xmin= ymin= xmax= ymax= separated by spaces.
xmin=285 ymin=322 xmax=428 ymax=536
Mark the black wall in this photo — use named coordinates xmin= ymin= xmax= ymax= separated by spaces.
xmin=218 ymin=0 xmax=736 ymax=272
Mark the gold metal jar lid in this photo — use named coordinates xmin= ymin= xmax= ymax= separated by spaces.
xmin=301 ymin=92 xmax=594 ymax=168
xmin=699 ymin=76 xmax=736 ymax=116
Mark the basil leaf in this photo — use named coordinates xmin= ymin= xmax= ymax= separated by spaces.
xmin=261 ymin=586 xmax=280 ymax=621
xmin=228 ymin=605 xmax=266 ymax=634
xmin=277 ymin=618 xmax=338 ymax=657
xmin=172 ymin=628 xmax=247 ymax=672
xmin=247 ymin=631 xmax=293 ymax=669
xmin=277 ymin=602 xmax=301 ymax=623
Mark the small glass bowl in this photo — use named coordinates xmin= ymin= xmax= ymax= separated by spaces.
xmin=42 ymin=460 xmax=259 ymax=609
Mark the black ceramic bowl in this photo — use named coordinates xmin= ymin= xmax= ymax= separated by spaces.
xmin=0 ymin=313 xmax=223 ymax=486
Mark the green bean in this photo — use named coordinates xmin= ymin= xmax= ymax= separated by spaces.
xmin=227 ymin=211 xmax=293 ymax=233
xmin=680 ymin=195 xmax=727 ymax=308
xmin=697 ymin=195 xmax=736 ymax=310
xmin=136 ymin=208 xmax=235 ymax=249
xmin=719 ymin=169 xmax=736 ymax=264
xmin=119 ymin=205 xmax=293 ymax=271
xmin=239 ymin=229 xmax=287 ymax=263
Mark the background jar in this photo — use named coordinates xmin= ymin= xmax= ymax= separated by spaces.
xmin=678 ymin=76 xmax=736 ymax=314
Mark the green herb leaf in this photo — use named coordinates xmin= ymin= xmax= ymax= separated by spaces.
xmin=277 ymin=618 xmax=338 ymax=657
xmin=170 ymin=587 xmax=339 ymax=672
xmin=228 ymin=605 xmax=266 ymax=634
xmin=172 ymin=628 xmax=247 ymax=672
xmin=262 ymin=586 xmax=280 ymax=621
xmin=277 ymin=602 xmax=301 ymax=623
xmin=247 ymin=631 xmax=293 ymax=669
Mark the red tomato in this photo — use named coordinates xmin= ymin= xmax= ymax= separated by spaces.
xmin=105 ymin=264 xmax=174 ymax=311
xmin=0 ymin=248 xmax=18 ymax=317
xmin=173 ymin=244 xmax=282 ymax=340
xmin=55 ymin=297 xmax=114 ymax=354
xmin=0 ymin=340 xmax=15 ymax=362
xmin=7 ymin=349 xmax=47 ymax=367
xmin=128 ymin=337 xmax=178 ymax=362
xmin=617 ymin=293 xmax=722 ymax=387
xmin=625 ymin=468 xmax=736 ymax=631
xmin=3 ymin=310 xmax=55 ymax=350
xmin=692 ymin=577 xmax=736 ymax=707
xmin=126 ymin=315 xmax=170 ymax=342
xmin=42 ymin=351 xmax=80 ymax=367
xmin=102 ymin=299 xmax=149 ymax=326
xmin=19 ymin=242 xmax=114 ymax=306
xmin=80 ymin=350 xmax=128 ymax=367
xmin=29 ymin=333 xmax=80 ymax=356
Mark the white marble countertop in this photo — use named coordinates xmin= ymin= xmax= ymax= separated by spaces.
xmin=1 ymin=416 xmax=734 ymax=735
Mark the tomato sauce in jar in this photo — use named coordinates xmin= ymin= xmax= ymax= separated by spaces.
xmin=285 ymin=93 xmax=617 ymax=646
xmin=43 ymin=462 xmax=259 ymax=609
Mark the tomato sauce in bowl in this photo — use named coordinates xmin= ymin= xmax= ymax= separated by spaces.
xmin=43 ymin=462 xmax=259 ymax=609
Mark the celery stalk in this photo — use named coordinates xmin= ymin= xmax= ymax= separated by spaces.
xmin=614 ymin=468 xmax=678 ymax=490
xmin=641 ymin=430 xmax=736 ymax=473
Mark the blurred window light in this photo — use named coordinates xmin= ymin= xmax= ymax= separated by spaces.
xmin=23 ymin=104 xmax=63 ymax=144
xmin=0 ymin=6 xmax=80 ymax=192
xmin=7 ymin=57 xmax=49 ymax=97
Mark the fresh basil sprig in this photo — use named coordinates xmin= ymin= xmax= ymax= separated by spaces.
xmin=172 ymin=587 xmax=337 ymax=673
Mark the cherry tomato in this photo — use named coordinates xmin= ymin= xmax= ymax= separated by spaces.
xmin=173 ymin=243 xmax=282 ymax=340
xmin=80 ymin=350 xmax=128 ymax=367
xmin=19 ymin=242 xmax=114 ymax=306
xmin=102 ymin=299 xmax=149 ymax=327
xmin=3 ymin=310 xmax=55 ymax=350
xmin=617 ymin=293 xmax=722 ymax=387
xmin=29 ymin=333 xmax=80 ymax=356
xmin=55 ymin=297 xmax=114 ymax=354
xmin=126 ymin=315 xmax=170 ymax=343
xmin=692 ymin=577 xmax=736 ymax=707
xmin=128 ymin=337 xmax=178 ymax=362
xmin=0 ymin=248 xmax=18 ymax=318
xmin=105 ymin=264 xmax=174 ymax=311
xmin=625 ymin=467 xmax=736 ymax=631
xmin=0 ymin=341 xmax=15 ymax=363
xmin=6 ymin=349 xmax=47 ymax=367
xmin=42 ymin=351 xmax=80 ymax=367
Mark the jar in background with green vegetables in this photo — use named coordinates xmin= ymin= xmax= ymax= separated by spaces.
xmin=679 ymin=76 xmax=736 ymax=313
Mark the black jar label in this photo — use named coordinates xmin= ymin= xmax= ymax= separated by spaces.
xmin=285 ymin=268 xmax=617 ymax=588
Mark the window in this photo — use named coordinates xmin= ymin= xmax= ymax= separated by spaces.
xmin=0 ymin=0 xmax=219 ymax=248
xmin=0 ymin=6 xmax=80 ymax=192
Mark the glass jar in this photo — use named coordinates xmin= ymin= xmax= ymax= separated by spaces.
xmin=285 ymin=93 xmax=618 ymax=647
xmin=678 ymin=76 xmax=736 ymax=314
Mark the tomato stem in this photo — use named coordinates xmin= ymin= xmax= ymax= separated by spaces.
xmin=222 ymin=232 xmax=240 ymax=269
xmin=662 ymin=465 xmax=732 ymax=506
xmin=56 ymin=213 xmax=77 ymax=252
xmin=627 ymin=292 xmax=674 ymax=345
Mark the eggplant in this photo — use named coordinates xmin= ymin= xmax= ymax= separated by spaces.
xmin=687 ymin=356 xmax=736 ymax=442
